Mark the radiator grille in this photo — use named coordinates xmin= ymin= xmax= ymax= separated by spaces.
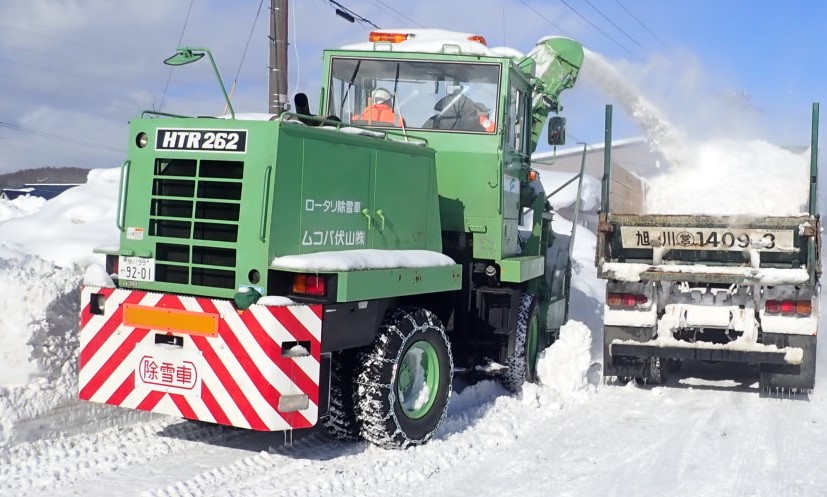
xmin=150 ymin=158 xmax=243 ymax=290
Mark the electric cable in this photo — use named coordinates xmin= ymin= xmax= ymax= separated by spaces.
xmin=0 ymin=121 xmax=124 ymax=153
xmin=516 ymin=0 xmax=573 ymax=38
xmin=321 ymin=0 xmax=381 ymax=29
xmin=614 ymin=0 xmax=669 ymax=49
xmin=369 ymin=0 xmax=425 ymax=28
xmin=581 ymin=0 xmax=647 ymax=51
xmin=158 ymin=0 xmax=195 ymax=111
xmin=557 ymin=0 xmax=643 ymax=61
xmin=224 ymin=0 xmax=266 ymax=113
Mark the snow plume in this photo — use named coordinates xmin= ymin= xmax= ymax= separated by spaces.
xmin=580 ymin=48 xmax=688 ymax=166
xmin=580 ymin=48 xmax=809 ymax=216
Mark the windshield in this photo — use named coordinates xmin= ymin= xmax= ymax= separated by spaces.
xmin=328 ymin=57 xmax=500 ymax=133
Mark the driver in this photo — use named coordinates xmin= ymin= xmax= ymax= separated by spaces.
xmin=353 ymin=88 xmax=403 ymax=127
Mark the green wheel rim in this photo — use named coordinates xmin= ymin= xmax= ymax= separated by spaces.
xmin=397 ymin=340 xmax=440 ymax=419
xmin=527 ymin=313 xmax=539 ymax=377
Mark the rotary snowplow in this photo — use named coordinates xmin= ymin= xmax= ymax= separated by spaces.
xmin=79 ymin=30 xmax=585 ymax=448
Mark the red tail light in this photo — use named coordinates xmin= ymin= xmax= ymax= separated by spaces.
xmin=608 ymin=293 xmax=648 ymax=309
xmin=292 ymin=274 xmax=326 ymax=296
xmin=766 ymin=299 xmax=812 ymax=316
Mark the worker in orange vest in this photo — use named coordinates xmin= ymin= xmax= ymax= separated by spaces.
xmin=353 ymin=88 xmax=404 ymax=127
xmin=476 ymin=102 xmax=496 ymax=132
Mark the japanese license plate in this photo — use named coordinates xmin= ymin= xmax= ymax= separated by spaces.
xmin=619 ymin=227 xmax=795 ymax=252
xmin=118 ymin=256 xmax=156 ymax=282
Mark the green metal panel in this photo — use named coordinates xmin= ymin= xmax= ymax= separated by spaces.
xmin=500 ymin=255 xmax=545 ymax=283
xmin=117 ymin=116 xmax=443 ymax=300
xmin=333 ymin=265 xmax=463 ymax=302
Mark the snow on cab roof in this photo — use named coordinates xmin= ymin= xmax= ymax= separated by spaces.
xmin=341 ymin=28 xmax=524 ymax=58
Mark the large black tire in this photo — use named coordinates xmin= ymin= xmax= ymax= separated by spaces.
xmin=501 ymin=293 xmax=541 ymax=393
xmin=354 ymin=307 xmax=453 ymax=449
xmin=322 ymin=351 xmax=361 ymax=441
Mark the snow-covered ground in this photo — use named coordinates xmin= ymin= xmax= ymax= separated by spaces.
xmin=0 ymin=162 xmax=824 ymax=496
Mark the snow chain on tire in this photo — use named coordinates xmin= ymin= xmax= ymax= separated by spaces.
xmin=322 ymin=350 xmax=361 ymax=441
xmin=354 ymin=307 xmax=453 ymax=449
xmin=501 ymin=293 xmax=540 ymax=393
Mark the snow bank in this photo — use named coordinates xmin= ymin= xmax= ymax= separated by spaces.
xmin=0 ymin=254 xmax=82 ymax=443
xmin=0 ymin=168 xmax=120 ymax=269
xmin=271 ymin=249 xmax=455 ymax=272
xmin=0 ymin=194 xmax=46 ymax=223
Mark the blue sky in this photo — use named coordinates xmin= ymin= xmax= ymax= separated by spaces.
xmin=0 ymin=0 xmax=823 ymax=173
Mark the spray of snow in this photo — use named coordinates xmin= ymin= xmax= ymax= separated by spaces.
xmin=532 ymin=321 xmax=595 ymax=405
xmin=580 ymin=48 xmax=809 ymax=216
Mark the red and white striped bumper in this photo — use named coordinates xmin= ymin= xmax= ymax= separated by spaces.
xmin=79 ymin=286 xmax=323 ymax=431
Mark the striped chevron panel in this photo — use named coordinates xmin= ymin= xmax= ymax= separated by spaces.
xmin=79 ymin=286 xmax=323 ymax=431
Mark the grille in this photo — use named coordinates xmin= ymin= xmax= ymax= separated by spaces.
xmin=150 ymin=158 xmax=244 ymax=290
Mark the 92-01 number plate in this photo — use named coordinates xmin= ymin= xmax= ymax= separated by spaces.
xmin=118 ymin=256 xmax=155 ymax=282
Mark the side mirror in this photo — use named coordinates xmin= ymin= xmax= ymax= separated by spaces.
xmin=548 ymin=116 xmax=566 ymax=146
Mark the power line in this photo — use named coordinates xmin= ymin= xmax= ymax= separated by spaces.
xmin=322 ymin=0 xmax=381 ymax=29
xmin=225 ymin=0 xmax=266 ymax=111
xmin=581 ymin=0 xmax=647 ymax=51
xmin=0 ymin=121 xmax=124 ymax=153
xmin=557 ymin=0 xmax=643 ymax=61
xmin=614 ymin=0 xmax=669 ymax=49
xmin=159 ymin=0 xmax=196 ymax=111
xmin=369 ymin=0 xmax=425 ymax=28
xmin=516 ymin=0 xmax=573 ymax=38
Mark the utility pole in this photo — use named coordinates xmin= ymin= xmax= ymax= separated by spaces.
xmin=269 ymin=0 xmax=289 ymax=114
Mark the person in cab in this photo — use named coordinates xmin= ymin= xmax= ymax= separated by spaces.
xmin=353 ymin=88 xmax=403 ymax=127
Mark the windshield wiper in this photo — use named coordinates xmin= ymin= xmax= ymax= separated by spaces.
xmin=340 ymin=60 xmax=361 ymax=118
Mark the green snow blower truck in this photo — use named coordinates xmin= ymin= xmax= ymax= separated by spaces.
xmin=78 ymin=29 xmax=584 ymax=448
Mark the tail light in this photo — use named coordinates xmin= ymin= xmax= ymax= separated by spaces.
xmin=292 ymin=274 xmax=327 ymax=296
xmin=765 ymin=299 xmax=812 ymax=316
xmin=607 ymin=293 xmax=648 ymax=309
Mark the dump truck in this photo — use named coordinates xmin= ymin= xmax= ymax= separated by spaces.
xmin=597 ymin=104 xmax=821 ymax=391
xmin=78 ymin=30 xmax=585 ymax=448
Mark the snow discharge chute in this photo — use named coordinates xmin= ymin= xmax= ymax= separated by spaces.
xmin=520 ymin=36 xmax=584 ymax=153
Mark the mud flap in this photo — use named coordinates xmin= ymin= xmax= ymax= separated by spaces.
xmin=760 ymin=333 xmax=817 ymax=390
xmin=603 ymin=325 xmax=656 ymax=378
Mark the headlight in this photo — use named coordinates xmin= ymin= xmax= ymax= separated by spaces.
xmin=136 ymin=132 xmax=149 ymax=148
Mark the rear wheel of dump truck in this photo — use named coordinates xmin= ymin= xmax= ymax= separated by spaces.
xmin=354 ymin=307 xmax=453 ymax=449
xmin=759 ymin=333 xmax=817 ymax=392
xmin=501 ymin=293 xmax=541 ymax=393
xmin=323 ymin=350 xmax=361 ymax=441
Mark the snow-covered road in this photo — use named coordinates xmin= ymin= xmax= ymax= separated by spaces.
xmin=2 ymin=167 xmax=826 ymax=496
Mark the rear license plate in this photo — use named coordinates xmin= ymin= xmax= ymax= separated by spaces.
xmin=118 ymin=256 xmax=156 ymax=282
xmin=619 ymin=227 xmax=794 ymax=252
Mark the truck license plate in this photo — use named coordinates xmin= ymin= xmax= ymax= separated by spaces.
xmin=619 ymin=227 xmax=795 ymax=252
xmin=118 ymin=256 xmax=156 ymax=282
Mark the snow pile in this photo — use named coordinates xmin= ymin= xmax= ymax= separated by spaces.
xmin=645 ymin=139 xmax=809 ymax=215
xmin=0 ymin=194 xmax=47 ymax=223
xmin=532 ymin=321 xmax=596 ymax=406
xmin=0 ymin=168 xmax=120 ymax=269
xmin=0 ymin=254 xmax=82 ymax=443
xmin=580 ymin=49 xmax=809 ymax=216
xmin=271 ymin=249 xmax=455 ymax=272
